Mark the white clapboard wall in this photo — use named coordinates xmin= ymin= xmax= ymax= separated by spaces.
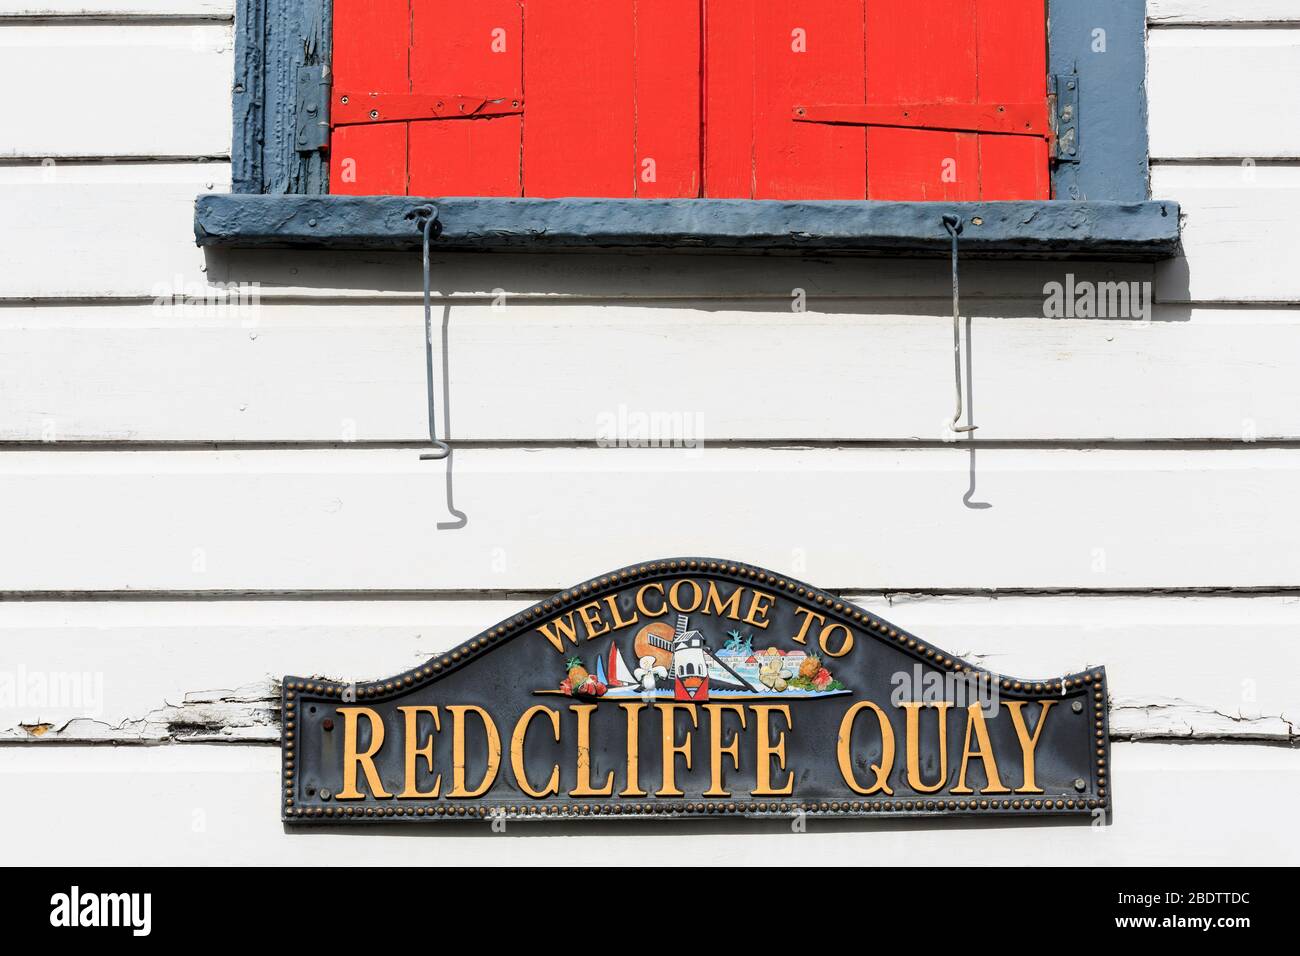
xmin=0 ymin=0 xmax=1296 ymax=865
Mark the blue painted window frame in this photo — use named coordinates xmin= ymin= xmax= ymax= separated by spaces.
xmin=197 ymin=0 xmax=1179 ymax=257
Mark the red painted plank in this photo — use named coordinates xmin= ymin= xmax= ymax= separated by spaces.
xmin=978 ymin=132 xmax=1050 ymax=200
xmin=523 ymin=0 xmax=638 ymax=197
xmin=753 ymin=0 xmax=865 ymax=199
xmin=975 ymin=0 xmax=1050 ymax=199
xmin=330 ymin=0 xmax=410 ymax=195
xmin=702 ymin=0 xmax=863 ymax=197
xmin=702 ymin=0 xmax=756 ymax=198
xmin=867 ymin=0 xmax=978 ymax=200
xmin=633 ymin=0 xmax=702 ymax=198
xmin=409 ymin=1 xmax=524 ymax=197
xmin=330 ymin=123 xmax=408 ymax=195
xmin=865 ymin=0 xmax=1049 ymax=200
xmin=707 ymin=0 xmax=865 ymax=199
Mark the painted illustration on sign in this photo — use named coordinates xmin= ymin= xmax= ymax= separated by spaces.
xmin=549 ymin=615 xmax=848 ymax=702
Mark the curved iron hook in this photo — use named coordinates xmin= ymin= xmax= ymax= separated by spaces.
xmin=942 ymin=214 xmax=977 ymax=434
xmin=410 ymin=205 xmax=451 ymax=460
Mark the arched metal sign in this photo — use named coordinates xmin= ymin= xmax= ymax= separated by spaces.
xmin=282 ymin=559 xmax=1110 ymax=824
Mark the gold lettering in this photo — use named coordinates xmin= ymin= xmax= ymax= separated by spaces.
xmin=703 ymin=581 xmax=744 ymax=621
xmin=398 ymin=705 xmax=441 ymax=798
xmin=1005 ymin=700 xmax=1055 ymax=794
xmin=636 ymin=582 xmax=668 ymax=618
xmin=656 ymin=703 xmax=697 ymax=797
xmin=790 ymin=606 xmax=825 ymax=645
xmin=751 ymin=704 xmax=794 ymax=795
xmin=952 ymin=703 xmax=1010 ymax=794
xmin=902 ymin=701 xmax=952 ymax=794
xmin=703 ymin=703 xmax=746 ymax=797
xmin=570 ymin=704 xmax=615 ymax=796
xmin=576 ymin=600 xmax=611 ymax=640
xmin=337 ymin=706 xmax=391 ymax=800
xmin=603 ymin=594 xmax=639 ymax=631
xmin=743 ymin=589 xmax=776 ymax=629
xmin=535 ymin=611 xmax=581 ymax=653
xmin=836 ymin=700 xmax=895 ymax=795
xmin=669 ymin=578 xmax=704 ymax=614
xmin=619 ymin=703 xmax=647 ymax=797
xmin=819 ymin=622 xmax=854 ymax=658
xmin=510 ymin=705 xmax=560 ymax=798
xmin=446 ymin=705 xmax=501 ymax=798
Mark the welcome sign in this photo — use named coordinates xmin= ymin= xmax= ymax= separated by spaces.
xmin=282 ymin=559 xmax=1110 ymax=823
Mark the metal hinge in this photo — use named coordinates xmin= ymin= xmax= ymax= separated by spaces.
xmin=331 ymin=93 xmax=524 ymax=127
xmin=1049 ymin=74 xmax=1080 ymax=163
xmin=793 ymin=101 xmax=1050 ymax=138
xmin=295 ymin=64 xmax=331 ymax=153
xmin=793 ymin=78 xmax=1079 ymax=162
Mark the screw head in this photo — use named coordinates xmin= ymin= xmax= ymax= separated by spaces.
xmin=322 ymin=717 xmax=334 ymax=730
xmin=1072 ymin=700 xmax=1084 ymax=714
xmin=1074 ymin=778 xmax=1087 ymax=791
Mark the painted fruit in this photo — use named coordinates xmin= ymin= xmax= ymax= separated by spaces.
xmin=565 ymin=656 xmax=591 ymax=686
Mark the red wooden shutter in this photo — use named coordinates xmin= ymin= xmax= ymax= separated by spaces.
xmin=409 ymin=1 xmax=525 ymax=196
xmin=332 ymin=0 xmax=524 ymax=196
xmin=331 ymin=0 xmax=699 ymax=198
xmin=707 ymin=0 xmax=1048 ymax=200
xmin=704 ymin=0 xmax=867 ymax=199
xmin=864 ymin=0 xmax=1049 ymax=200
xmin=523 ymin=0 xmax=700 ymax=198
xmin=329 ymin=0 xmax=1048 ymax=201
xmin=330 ymin=0 xmax=411 ymax=195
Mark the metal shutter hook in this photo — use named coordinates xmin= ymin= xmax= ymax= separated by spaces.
xmin=942 ymin=214 xmax=977 ymax=434
xmin=411 ymin=205 xmax=452 ymax=460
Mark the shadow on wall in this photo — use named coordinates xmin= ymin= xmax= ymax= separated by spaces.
xmin=200 ymin=246 xmax=1190 ymax=517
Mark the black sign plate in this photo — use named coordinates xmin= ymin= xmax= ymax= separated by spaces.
xmin=282 ymin=559 xmax=1110 ymax=823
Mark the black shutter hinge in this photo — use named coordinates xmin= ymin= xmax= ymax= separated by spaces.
xmin=1049 ymin=74 xmax=1079 ymax=163
xmin=295 ymin=63 xmax=331 ymax=152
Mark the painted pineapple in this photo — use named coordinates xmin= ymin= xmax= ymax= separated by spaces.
xmin=564 ymin=656 xmax=606 ymax=697
xmin=799 ymin=653 xmax=822 ymax=680
xmin=566 ymin=657 xmax=591 ymax=687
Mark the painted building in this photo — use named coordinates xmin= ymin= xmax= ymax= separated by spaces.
xmin=0 ymin=0 xmax=1297 ymax=866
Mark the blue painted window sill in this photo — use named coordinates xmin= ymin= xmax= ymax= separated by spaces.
xmin=194 ymin=195 xmax=1180 ymax=259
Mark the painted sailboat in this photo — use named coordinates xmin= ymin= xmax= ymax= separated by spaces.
xmin=595 ymin=642 xmax=639 ymax=687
